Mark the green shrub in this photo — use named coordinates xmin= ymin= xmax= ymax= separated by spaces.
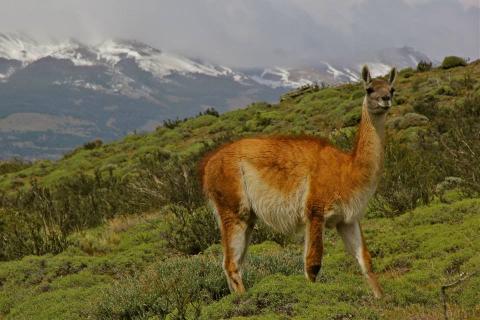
xmin=0 ymin=159 xmax=31 ymax=175
xmin=413 ymin=94 xmax=438 ymax=118
xmin=417 ymin=60 xmax=432 ymax=72
xmin=436 ymin=94 xmax=480 ymax=194
xmin=449 ymin=72 xmax=476 ymax=92
xmin=442 ymin=56 xmax=467 ymax=69
xmin=163 ymin=118 xmax=185 ymax=129
xmin=436 ymin=85 xmax=455 ymax=96
xmin=394 ymin=95 xmax=407 ymax=105
xmin=162 ymin=205 xmax=220 ymax=255
xmin=93 ymin=254 xmax=227 ymax=320
xmin=411 ymin=77 xmax=424 ymax=92
xmin=373 ymin=93 xmax=480 ymax=217
xmin=133 ymin=151 xmax=205 ymax=211
xmin=92 ymin=245 xmax=303 ymax=319
xmin=83 ymin=139 xmax=103 ymax=150
xmin=0 ymin=170 xmax=148 ymax=260
xmin=198 ymin=107 xmax=220 ymax=117
xmin=400 ymin=67 xmax=414 ymax=78
xmin=370 ymin=139 xmax=441 ymax=216
xmin=244 ymin=246 xmax=303 ymax=284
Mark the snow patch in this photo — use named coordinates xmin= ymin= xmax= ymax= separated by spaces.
xmin=253 ymin=67 xmax=312 ymax=88
xmin=51 ymin=48 xmax=95 ymax=66
xmin=325 ymin=63 xmax=345 ymax=80
xmin=96 ymin=40 xmax=236 ymax=79
xmin=344 ymin=68 xmax=359 ymax=82
xmin=0 ymin=33 xmax=76 ymax=65
xmin=0 ymin=66 xmax=16 ymax=80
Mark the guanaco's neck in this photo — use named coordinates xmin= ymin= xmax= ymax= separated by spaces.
xmin=351 ymin=97 xmax=387 ymax=183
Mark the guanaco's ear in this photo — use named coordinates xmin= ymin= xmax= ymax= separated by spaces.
xmin=361 ymin=65 xmax=372 ymax=89
xmin=388 ymin=67 xmax=397 ymax=86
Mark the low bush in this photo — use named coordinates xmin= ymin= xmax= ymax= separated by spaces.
xmin=399 ymin=67 xmax=414 ymax=78
xmin=0 ymin=171 xmax=143 ymax=259
xmin=442 ymin=56 xmax=467 ymax=69
xmin=198 ymin=107 xmax=220 ymax=117
xmin=372 ymin=93 xmax=480 ymax=217
xmin=163 ymin=118 xmax=185 ymax=129
xmin=162 ymin=205 xmax=220 ymax=255
xmin=436 ymin=85 xmax=455 ymax=96
xmin=0 ymin=159 xmax=31 ymax=175
xmin=0 ymin=137 xmax=296 ymax=260
xmin=435 ymin=94 xmax=480 ymax=194
xmin=93 ymin=254 xmax=227 ymax=320
xmin=83 ymin=139 xmax=103 ymax=150
xmin=412 ymin=94 xmax=438 ymax=119
xmin=370 ymin=138 xmax=441 ymax=216
xmin=134 ymin=151 xmax=205 ymax=210
xmin=417 ymin=60 xmax=432 ymax=72
xmin=92 ymin=245 xmax=303 ymax=319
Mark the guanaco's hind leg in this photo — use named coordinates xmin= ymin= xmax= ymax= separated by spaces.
xmin=216 ymin=206 xmax=255 ymax=293
xmin=304 ymin=215 xmax=325 ymax=282
xmin=336 ymin=221 xmax=383 ymax=298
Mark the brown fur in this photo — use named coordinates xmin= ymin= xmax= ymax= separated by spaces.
xmin=200 ymin=65 xmax=396 ymax=297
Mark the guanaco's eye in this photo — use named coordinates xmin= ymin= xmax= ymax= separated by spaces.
xmin=366 ymin=87 xmax=374 ymax=94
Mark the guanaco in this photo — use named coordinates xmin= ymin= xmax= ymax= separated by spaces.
xmin=200 ymin=65 xmax=397 ymax=298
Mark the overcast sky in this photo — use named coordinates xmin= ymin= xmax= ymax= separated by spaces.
xmin=1 ymin=0 xmax=478 ymax=67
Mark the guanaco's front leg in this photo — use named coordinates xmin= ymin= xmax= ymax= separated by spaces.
xmin=337 ymin=221 xmax=383 ymax=298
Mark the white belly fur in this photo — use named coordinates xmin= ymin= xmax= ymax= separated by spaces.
xmin=240 ymin=162 xmax=308 ymax=234
xmin=239 ymin=162 xmax=376 ymax=231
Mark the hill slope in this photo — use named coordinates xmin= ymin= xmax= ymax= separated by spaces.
xmin=0 ymin=60 xmax=479 ymax=319
xmin=0 ymin=198 xmax=478 ymax=319
xmin=1 ymin=60 xmax=478 ymax=190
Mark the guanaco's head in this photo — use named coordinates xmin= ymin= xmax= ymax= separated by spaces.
xmin=361 ymin=65 xmax=397 ymax=115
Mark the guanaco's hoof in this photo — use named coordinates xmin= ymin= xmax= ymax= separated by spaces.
xmin=306 ymin=265 xmax=321 ymax=282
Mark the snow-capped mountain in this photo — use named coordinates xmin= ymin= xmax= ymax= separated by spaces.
xmin=246 ymin=46 xmax=431 ymax=88
xmin=0 ymin=34 xmax=245 ymax=82
xmin=0 ymin=33 xmax=430 ymax=159
xmin=0 ymin=33 xmax=429 ymax=88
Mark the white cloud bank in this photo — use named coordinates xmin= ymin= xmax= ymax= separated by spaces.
xmin=0 ymin=0 xmax=478 ymax=67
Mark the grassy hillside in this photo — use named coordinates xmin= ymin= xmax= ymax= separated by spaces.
xmin=0 ymin=60 xmax=479 ymax=319
xmin=1 ymin=198 xmax=478 ymax=319
xmin=1 ymin=61 xmax=479 ymax=190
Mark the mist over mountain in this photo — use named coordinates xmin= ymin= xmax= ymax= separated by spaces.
xmin=0 ymin=33 xmax=430 ymax=159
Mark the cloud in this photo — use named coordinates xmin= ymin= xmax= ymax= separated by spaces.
xmin=458 ymin=0 xmax=480 ymax=8
xmin=0 ymin=0 xmax=478 ymax=67
xmin=403 ymin=0 xmax=479 ymax=7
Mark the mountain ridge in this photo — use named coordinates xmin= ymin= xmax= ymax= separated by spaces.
xmin=0 ymin=33 xmax=431 ymax=160
xmin=0 ymin=33 xmax=431 ymax=87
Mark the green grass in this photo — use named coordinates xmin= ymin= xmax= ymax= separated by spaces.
xmin=202 ymin=199 xmax=480 ymax=320
xmin=1 ymin=198 xmax=478 ymax=319
xmin=0 ymin=213 xmax=167 ymax=319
